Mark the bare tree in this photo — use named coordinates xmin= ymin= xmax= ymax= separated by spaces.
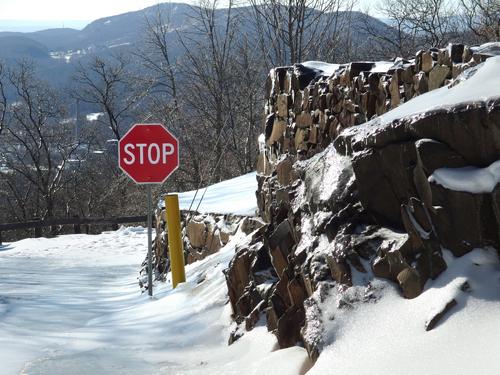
xmin=174 ymin=0 xmax=240 ymax=184
xmin=460 ymin=0 xmax=500 ymax=42
xmin=317 ymin=10 xmax=358 ymax=62
xmin=1 ymin=61 xmax=83 ymax=220
xmin=249 ymin=0 xmax=358 ymax=66
xmin=136 ymin=0 xmax=264 ymax=189
xmin=360 ymin=1 xmax=420 ymax=58
xmin=73 ymin=55 xmax=150 ymax=140
xmin=412 ymin=0 xmax=461 ymax=47
xmin=363 ymin=0 xmax=462 ymax=58
xmin=0 ymin=169 xmax=34 ymax=222
xmin=0 ymin=61 xmax=7 ymax=136
xmin=229 ymin=37 xmax=265 ymax=173
xmin=140 ymin=5 xmax=181 ymax=123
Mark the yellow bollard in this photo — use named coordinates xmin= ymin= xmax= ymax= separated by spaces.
xmin=165 ymin=194 xmax=186 ymax=288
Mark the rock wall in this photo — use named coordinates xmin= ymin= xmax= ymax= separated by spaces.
xmin=141 ymin=209 xmax=263 ymax=290
xmin=226 ymin=43 xmax=500 ymax=361
xmin=257 ymin=43 xmax=495 ymax=171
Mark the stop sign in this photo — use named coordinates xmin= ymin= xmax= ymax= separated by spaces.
xmin=118 ymin=124 xmax=179 ymax=184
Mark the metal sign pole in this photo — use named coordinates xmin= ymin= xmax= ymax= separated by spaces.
xmin=147 ymin=185 xmax=153 ymax=297
xmin=117 ymin=123 xmax=179 ymax=297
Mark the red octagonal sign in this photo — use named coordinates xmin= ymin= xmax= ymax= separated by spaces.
xmin=118 ymin=124 xmax=179 ymax=184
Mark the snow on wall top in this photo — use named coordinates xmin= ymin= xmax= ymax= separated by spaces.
xmin=341 ymin=54 xmax=500 ymax=145
xmin=300 ymin=61 xmax=342 ymax=77
xmin=160 ymin=172 xmax=258 ymax=216
xmin=470 ymin=42 xmax=500 ymax=56
xmin=299 ymin=59 xmax=396 ymax=80
xmin=300 ymin=42 xmax=500 ymax=83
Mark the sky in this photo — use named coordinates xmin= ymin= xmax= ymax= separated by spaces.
xmin=0 ymin=0 xmax=164 ymax=21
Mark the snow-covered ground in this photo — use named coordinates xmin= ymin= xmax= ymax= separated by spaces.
xmin=2 ymin=51 xmax=500 ymax=374
xmin=0 ymin=227 xmax=309 ymax=375
xmin=310 ymin=248 xmax=500 ymax=375
xmin=2 ymin=184 xmax=500 ymax=374
xmin=166 ymin=172 xmax=258 ymax=216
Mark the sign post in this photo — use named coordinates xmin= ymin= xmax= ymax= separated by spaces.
xmin=118 ymin=124 xmax=180 ymax=296
xmin=147 ymin=185 xmax=153 ymax=296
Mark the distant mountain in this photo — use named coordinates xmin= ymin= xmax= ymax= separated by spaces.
xmin=77 ymin=3 xmax=195 ymax=50
xmin=0 ymin=3 xmax=196 ymax=56
xmin=0 ymin=3 xmax=394 ymax=102
xmin=0 ymin=35 xmax=50 ymax=59
xmin=0 ymin=20 xmax=90 ymax=33
xmin=25 ymin=28 xmax=82 ymax=51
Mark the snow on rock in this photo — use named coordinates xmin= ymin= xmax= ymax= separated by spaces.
xmin=0 ymin=227 xmax=305 ymax=374
xmin=429 ymin=160 xmax=500 ymax=193
xmin=371 ymin=60 xmax=396 ymax=73
xmin=162 ymin=172 xmax=258 ymax=216
xmin=309 ymin=247 xmax=500 ymax=375
xmin=300 ymin=61 xmax=341 ymax=77
xmin=298 ymin=59 xmax=396 ymax=84
xmin=300 ymin=60 xmax=397 ymax=78
xmin=294 ymin=144 xmax=354 ymax=208
xmin=470 ymin=42 xmax=500 ymax=56
xmin=342 ymin=55 xmax=500 ymax=145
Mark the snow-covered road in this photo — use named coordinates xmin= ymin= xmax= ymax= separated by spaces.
xmin=0 ymin=227 xmax=309 ymax=375
xmin=0 ymin=227 xmax=156 ymax=373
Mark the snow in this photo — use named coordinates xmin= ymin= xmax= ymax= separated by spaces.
xmin=1 ymin=170 xmax=499 ymax=374
xmin=86 ymin=112 xmax=104 ymax=122
xmin=301 ymin=60 xmax=396 ymax=77
xmin=0 ymin=227 xmax=307 ymax=374
xmin=300 ymin=61 xmax=341 ymax=77
xmin=294 ymin=144 xmax=354 ymax=209
xmin=49 ymin=49 xmax=87 ymax=63
xmin=429 ymin=160 xmax=500 ymax=193
xmin=163 ymin=172 xmax=258 ymax=216
xmin=309 ymin=247 xmax=500 ymax=375
xmin=0 ymin=165 xmax=13 ymax=174
xmin=258 ymin=133 xmax=266 ymax=153
xmin=342 ymin=55 xmax=500 ymax=145
xmin=371 ymin=60 xmax=395 ymax=73
xmin=253 ymin=346 xmax=312 ymax=374
xmin=470 ymin=42 xmax=500 ymax=56
xmin=108 ymin=42 xmax=131 ymax=49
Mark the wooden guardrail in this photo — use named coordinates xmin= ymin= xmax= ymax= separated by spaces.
xmin=0 ymin=215 xmax=150 ymax=245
